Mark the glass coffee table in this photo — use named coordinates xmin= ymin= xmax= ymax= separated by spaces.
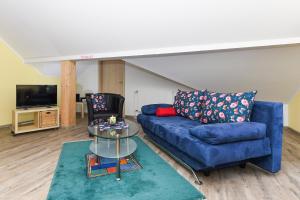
xmin=87 ymin=120 xmax=140 ymax=180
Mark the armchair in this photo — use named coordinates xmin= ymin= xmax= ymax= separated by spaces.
xmin=86 ymin=93 xmax=125 ymax=125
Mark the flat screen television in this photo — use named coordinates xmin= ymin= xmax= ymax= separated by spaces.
xmin=16 ymin=85 xmax=57 ymax=108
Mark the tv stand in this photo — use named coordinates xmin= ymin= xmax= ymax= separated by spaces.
xmin=12 ymin=107 xmax=60 ymax=135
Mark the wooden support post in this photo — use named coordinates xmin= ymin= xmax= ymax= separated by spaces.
xmin=61 ymin=61 xmax=76 ymax=127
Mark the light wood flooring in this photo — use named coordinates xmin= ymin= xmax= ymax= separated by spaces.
xmin=0 ymin=116 xmax=299 ymax=200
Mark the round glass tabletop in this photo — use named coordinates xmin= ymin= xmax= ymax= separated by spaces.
xmin=88 ymin=119 xmax=140 ymax=139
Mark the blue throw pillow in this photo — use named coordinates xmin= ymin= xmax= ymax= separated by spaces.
xmin=173 ymin=89 xmax=206 ymax=120
xmin=200 ymin=91 xmax=257 ymax=124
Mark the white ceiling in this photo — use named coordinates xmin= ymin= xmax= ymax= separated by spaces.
xmin=1 ymin=0 xmax=300 ymax=102
xmin=0 ymin=0 xmax=300 ymax=62
xmin=125 ymin=45 xmax=300 ymax=103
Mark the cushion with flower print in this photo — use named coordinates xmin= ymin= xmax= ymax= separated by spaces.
xmin=200 ymin=91 xmax=257 ymax=124
xmin=91 ymin=94 xmax=108 ymax=112
xmin=173 ymin=89 xmax=206 ymax=120
xmin=173 ymin=90 xmax=187 ymax=116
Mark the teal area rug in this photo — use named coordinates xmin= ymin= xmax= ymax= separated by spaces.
xmin=47 ymin=137 xmax=205 ymax=200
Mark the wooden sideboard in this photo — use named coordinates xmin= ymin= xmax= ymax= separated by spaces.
xmin=12 ymin=107 xmax=60 ymax=135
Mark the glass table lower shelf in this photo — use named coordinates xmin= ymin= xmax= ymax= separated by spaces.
xmin=89 ymin=138 xmax=137 ymax=158
xmin=87 ymin=138 xmax=141 ymax=180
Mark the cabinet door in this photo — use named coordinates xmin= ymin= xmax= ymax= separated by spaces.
xmin=39 ymin=111 xmax=58 ymax=128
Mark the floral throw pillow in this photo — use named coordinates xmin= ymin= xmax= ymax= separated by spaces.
xmin=91 ymin=94 xmax=108 ymax=112
xmin=173 ymin=89 xmax=206 ymax=120
xmin=200 ymin=91 xmax=257 ymax=124
xmin=173 ymin=90 xmax=187 ymax=116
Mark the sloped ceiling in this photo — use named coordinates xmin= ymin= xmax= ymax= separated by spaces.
xmin=1 ymin=1 xmax=300 ymax=102
xmin=125 ymin=45 xmax=300 ymax=103
xmin=0 ymin=1 xmax=300 ymax=62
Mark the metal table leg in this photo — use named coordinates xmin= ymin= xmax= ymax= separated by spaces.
xmin=116 ymin=134 xmax=121 ymax=181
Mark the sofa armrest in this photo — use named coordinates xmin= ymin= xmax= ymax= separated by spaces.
xmin=250 ymin=101 xmax=283 ymax=173
xmin=141 ymin=104 xmax=173 ymax=115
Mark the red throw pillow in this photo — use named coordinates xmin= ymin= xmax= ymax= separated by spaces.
xmin=156 ymin=107 xmax=177 ymax=117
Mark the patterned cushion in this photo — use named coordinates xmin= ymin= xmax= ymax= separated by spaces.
xmin=200 ymin=91 xmax=257 ymax=124
xmin=173 ymin=90 xmax=187 ymax=116
xmin=173 ymin=89 xmax=206 ymax=120
xmin=91 ymin=94 xmax=108 ymax=112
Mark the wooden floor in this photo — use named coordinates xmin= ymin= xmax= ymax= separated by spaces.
xmin=0 ymin=116 xmax=299 ymax=200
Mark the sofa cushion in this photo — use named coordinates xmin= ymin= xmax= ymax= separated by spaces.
xmin=173 ymin=90 xmax=187 ymax=116
xmin=189 ymin=122 xmax=266 ymax=145
xmin=141 ymin=104 xmax=172 ymax=115
xmin=173 ymin=89 xmax=206 ymax=120
xmin=184 ymin=136 xmax=271 ymax=167
xmin=200 ymin=91 xmax=257 ymax=124
xmin=156 ymin=107 xmax=177 ymax=117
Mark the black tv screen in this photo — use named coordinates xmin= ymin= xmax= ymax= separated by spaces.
xmin=16 ymin=85 xmax=57 ymax=108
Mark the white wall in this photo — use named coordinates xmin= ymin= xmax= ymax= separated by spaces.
xmin=125 ymin=63 xmax=191 ymax=116
xmin=76 ymin=60 xmax=98 ymax=96
xmin=76 ymin=60 xmax=99 ymax=113
xmin=125 ymin=62 xmax=290 ymax=126
xmin=32 ymin=61 xmax=61 ymax=77
xmin=125 ymin=45 xmax=300 ymax=103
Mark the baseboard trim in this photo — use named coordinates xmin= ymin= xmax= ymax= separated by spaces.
xmin=125 ymin=115 xmax=137 ymax=122
xmin=284 ymin=126 xmax=300 ymax=134
xmin=0 ymin=124 xmax=11 ymax=129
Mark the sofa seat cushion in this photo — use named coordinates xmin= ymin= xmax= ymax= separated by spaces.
xmin=184 ymin=137 xmax=271 ymax=167
xmin=137 ymin=114 xmax=271 ymax=167
xmin=189 ymin=122 xmax=266 ymax=145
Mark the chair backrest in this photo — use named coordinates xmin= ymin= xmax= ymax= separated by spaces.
xmin=86 ymin=93 xmax=125 ymax=124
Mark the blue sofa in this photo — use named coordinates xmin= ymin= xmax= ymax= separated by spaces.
xmin=137 ymin=101 xmax=283 ymax=176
